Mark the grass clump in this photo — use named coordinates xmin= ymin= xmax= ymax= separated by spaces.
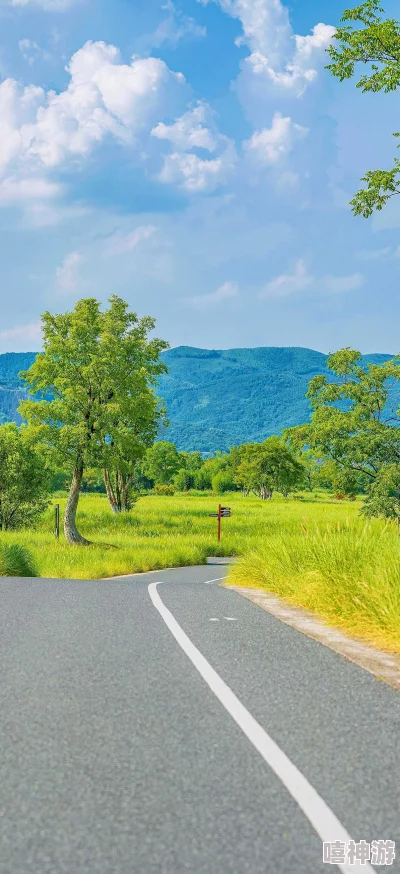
xmin=0 ymin=543 xmax=38 ymax=577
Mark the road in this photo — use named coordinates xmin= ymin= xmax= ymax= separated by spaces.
xmin=0 ymin=564 xmax=399 ymax=874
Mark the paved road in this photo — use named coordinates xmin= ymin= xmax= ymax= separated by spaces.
xmin=0 ymin=564 xmax=399 ymax=874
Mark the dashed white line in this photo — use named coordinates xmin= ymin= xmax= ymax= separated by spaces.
xmin=148 ymin=581 xmax=376 ymax=874
xmin=209 ymin=618 xmax=220 ymax=622
xmin=224 ymin=617 xmax=238 ymax=621
xmin=203 ymin=577 xmax=226 ymax=584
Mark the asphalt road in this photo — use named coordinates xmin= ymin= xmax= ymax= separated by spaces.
xmin=0 ymin=564 xmax=399 ymax=874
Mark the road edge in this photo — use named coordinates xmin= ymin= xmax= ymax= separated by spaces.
xmin=225 ymin=585 xmax=400 ymax=693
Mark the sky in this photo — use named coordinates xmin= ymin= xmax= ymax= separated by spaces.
xmin=0 ymin=0 xmax=399 ymax=355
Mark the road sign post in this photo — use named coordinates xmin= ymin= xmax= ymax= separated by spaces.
xmin=208 ymin=504 xmax=231 ymax=543
xmin=54 ymin=504 xmax=60 ymax=539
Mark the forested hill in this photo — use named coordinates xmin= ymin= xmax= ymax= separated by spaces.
xmin=0 ymin=346 xmax=394 ymax=454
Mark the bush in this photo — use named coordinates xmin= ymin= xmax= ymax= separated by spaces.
xmin=193 ymin=467 xmax=212 ymax=490
xmin=153 ymin=484 xmax=175 ymax=496
xmin=0 ymin=544 xmax=38 ymax=577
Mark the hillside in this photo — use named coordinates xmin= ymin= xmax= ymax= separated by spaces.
xmin=0 ymin=346 xmax=394 ymax=453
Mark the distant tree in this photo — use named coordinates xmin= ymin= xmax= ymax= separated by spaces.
xmin=193 ymin=466 xmax=212 ymax=490
xmin=0 ymin=423 xmax=50 ymax=530
xmin=235 ymin=437 xmax=304 ymax=500
xmin=174 ymin=468 xmax=195 ymax=491
xmin=143 ymin=441 xmax=181 ymax=486
xmin=19 ymin=296 xmax=168 ymax=544
xmin=212 ymin=470 xmax=238 ymax=495
xmin=326 ymin=1 xmax=400 ymax=217
xmin=361 ymin=463 xmax=400 ymax=523
xmin=286 ymin=347 xmax=400 ymax=518
xmin=179 ymin=451 xmax=204 ymax=472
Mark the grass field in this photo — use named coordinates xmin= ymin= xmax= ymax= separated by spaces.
xmin=1 ymin=490 xmax=400 ymax=652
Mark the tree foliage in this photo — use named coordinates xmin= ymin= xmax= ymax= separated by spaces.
xmin=0 ymin=423 xmax=50 ymax=530
xmin=234 ymin=437 xmax=304 ymax=500
xmin=19 ymin=296 xmax=168 ymax=542
xmin=326 ymin=1 xmax=400 ymax=216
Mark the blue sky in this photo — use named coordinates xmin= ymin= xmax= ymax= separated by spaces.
xmin=0 ymin=0 xmax=399 ymax=355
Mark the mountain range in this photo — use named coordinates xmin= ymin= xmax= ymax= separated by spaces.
xmin=0 ymin=346 xmax=394 ymax=454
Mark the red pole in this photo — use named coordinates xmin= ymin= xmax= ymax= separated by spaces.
xmin=218 ymin=504 xmax=221 ymax=543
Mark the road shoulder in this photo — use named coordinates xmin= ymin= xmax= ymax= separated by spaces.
xmin=225 ymin=585 xmax=400 ymax=693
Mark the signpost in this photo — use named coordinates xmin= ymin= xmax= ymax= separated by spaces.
xmin=208 ymin=504 xmax=231 ymax=542
xmin=54 ymin=503 xmax=60 ymax=539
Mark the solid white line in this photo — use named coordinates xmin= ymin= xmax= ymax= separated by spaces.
xmin=148 ymin=582 xmax=376 ymax=874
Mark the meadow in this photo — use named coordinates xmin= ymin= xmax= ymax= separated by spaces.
xmin=1 ymin=490 xmax=400 ymax=652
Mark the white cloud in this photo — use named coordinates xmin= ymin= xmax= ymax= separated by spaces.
xmin=261 ymin=259 xmax=312 ymax=298
xmin=198 ymin=0 xmax=335 ymax=97
xmin=141 ymin=0 xmax=206 ymax=51
xmin=152 ymin=102 xmax=237 ymax=191
xmin=260 ymin=260 xmax=364 ymax=299
xmin=56 ymin=251 xmax=83 ymax=291
xmin=186 ymin=280 xmax=239 ymax=309
xmin=321 ymin=273 xmax=364 ymax=294
xmin=0 ymin=320 xmax=42 ymax=352
xmin=152 ymin=102 xmax=218 ymax=152
xmin=107 ymin=224 xmax=157 ymax=256
xmin=0 ymin=176 xmax=62 ymax=203
xmin=18 ymin=39 xmax=47 ymax=65
xmin=356 ymin=247 xmax=392 ymax=261
xmin=0 ymin=41 xmax=186 ymax=178
xmin=3 ymin=0 xmax=79 ymax=9
xmin=244 ymin=112 xmax=308 ymax=165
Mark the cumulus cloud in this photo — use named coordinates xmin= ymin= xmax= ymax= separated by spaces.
xmin=260 ymin=260 xmax=364 ymax=299
xmin=198 ymin=0 xmax=335 ymax=98
xmin=0 ymin=41 xmax=186 ymax=176
xmin=152 ymin=101 xmax=237 ymax=191
xmin=186 ymin=280 xmax=239 ymax=309
xmin=244 ymin=112 xmax=308 ymax=165
xmin=56 ymin=251 xmax=83 ymax=291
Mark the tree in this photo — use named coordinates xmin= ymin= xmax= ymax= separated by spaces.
xmin=212 ymin=470 xmax=238 ymax=495
xmin=234 ymin=437 xmax=304 ymax=500
xmin=326 ymin=1 xmax=400 ymax=217
xmin=19 ymin=296 xmax=168 ymax=544
xmin=0 ymin=423 xmax=50 ymax=530
xmin=174 ymin=468 xmax=195 ymax=491
xmin=143 ymin=441 xmax=181 ymax=486
xmin=285 ymin=347 xmax=400 ymax=517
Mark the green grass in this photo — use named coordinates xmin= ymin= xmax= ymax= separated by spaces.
xmin=1 ymin=490 xmax=399 ymax=653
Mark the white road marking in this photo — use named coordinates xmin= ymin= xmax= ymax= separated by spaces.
xmin=224 ymin=617 xmax=238 ymax=621
xmin=203 ymin=577 xmax=226 ymax=584
xmin=148 ymin=582 xmax=376 ymax=874
xmin=209 ymin=618 xmax=220 ymax=622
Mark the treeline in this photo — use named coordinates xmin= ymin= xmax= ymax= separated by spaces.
xmin=1 ymin=295 xmax=400 ymax=542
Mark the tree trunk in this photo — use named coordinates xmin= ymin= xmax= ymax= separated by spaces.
xmin=64 ymin=462 xmax=91 ymax=545
xmin=103 ymin=468 xmax=118 ymax=513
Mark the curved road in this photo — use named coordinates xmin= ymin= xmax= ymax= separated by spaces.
xmin=0 ymin=564 xmax=399 ymax=873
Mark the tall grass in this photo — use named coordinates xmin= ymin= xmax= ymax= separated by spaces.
xmin=229 ymin=516 xmax=400 ymax=652
xmin=0 ymin=544 xmax=38 ymax=577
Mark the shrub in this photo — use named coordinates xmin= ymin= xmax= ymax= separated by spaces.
xmin=174 ymin=469 xmax=195 ymax=492
xmin=0 ymin=544 xmax=38 ymax=577
xmin=153 ymin=484 xmax=175 ymax=496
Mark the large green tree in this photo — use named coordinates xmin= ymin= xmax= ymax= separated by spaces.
xmin=285 ymin=347 xmax=400 ymax=516
xmin=143 ymin=441 xmax=181 ymax=486
xmin=326 ymin=1 xmax=400 ymax=217
xmin=0 ymin=423 xmax=50 ymax=530
xmin=234 ymin=437 xmax=304 ymax=500
xmin=19 ymin=296 xmax=168 ymax=544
